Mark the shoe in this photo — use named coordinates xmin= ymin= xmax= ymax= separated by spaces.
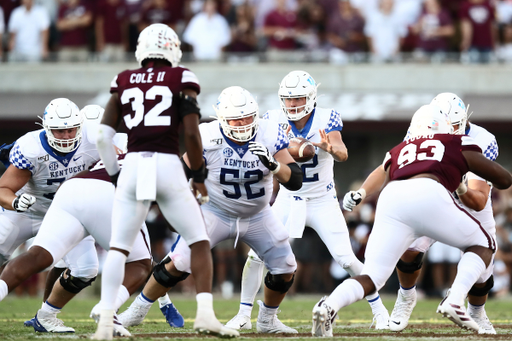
xmin=194 ymin=308 xmax=239 ymax=338
xmin=436 ymin=291 xmax=479 ymax=332
xmin=117 ymin=301 xmax=151 ymax=327
xmin=113 ymin=314 xmax=132 ymax=337
xmin=256 ymin=300 xmax=297 ymax=334
xmin=389 ymin=288 xmax=417 ymax=332
xmin=225 ymin=314 xmax=252 ymax=330
xmin=24 ymin=317 xmax=35 ymax=327
xmin=312 ymin=296 xmax=337 ymax=337
xmin=371 ymin=310 xmax=390 ymax=330
xmin=160 ymin=303 xmax=185 ymax=328
xmin=91 ymin=309 xmax=114 ymax=340
xmin=32 ymin=310 xmax=75 ymax=333
xmin=469 ymin=310 xmax=496 ymax=335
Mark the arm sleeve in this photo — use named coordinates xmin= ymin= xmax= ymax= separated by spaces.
xmin=96 ymin=124 xmax=120 ymax=176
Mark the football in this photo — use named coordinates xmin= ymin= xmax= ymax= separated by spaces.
xmin=288 ymin=137 xmax=315 ymax=163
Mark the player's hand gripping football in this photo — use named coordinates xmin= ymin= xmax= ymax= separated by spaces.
xmin=12 ymin=193 xmax=36 ymax=212
xmin=342 ymin=189 xmax=366 ymax=211
xmin=248 ymin=141 xmax=280 ymax=174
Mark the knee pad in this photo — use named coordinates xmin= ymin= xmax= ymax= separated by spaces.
xmin=468 ymin=275 xmax=494 ymax=297
xmin=264 ymin=272 xmax=294 ymax=294
xmin=59 ymin=269 xmax=96 ymax=294
xmin=396 ymin=252 xmax=424 ymax=274
xmin=153 ymin=257 xmax=189 ymax=288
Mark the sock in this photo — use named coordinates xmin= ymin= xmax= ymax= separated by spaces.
xmin=449 ymin=252 xmax=486 ymax=304
xmin=196 ymin=292 xmax=213 ymax=312
xmin=135 ymin=292 xmax=155 ymax=308
xmin=114 ymin=285 xmax=130 ymax=311
xmin=0 ymin=280 xmax=8 ymax=301
xmin=400 ymin=284 xmax=416 ymax=297
xmin=41 ymin=301 xmax=62 ymax=316
xmin=239 ymin=250 xmax=264 ymax=314
xmin=259 ymin=302 xmax=278 ymax=317
xmin=100 ymin=250 xmax=127 ymax=310
xmin=468 ymin=302 xmax=485 ymax=316
xmin=325 ymin=279 xmax=365 ymax=312
xmin=367 ymin=294 xmax=387 ymax=315
xmin=158 ymin=294 xmax=172 ymax=309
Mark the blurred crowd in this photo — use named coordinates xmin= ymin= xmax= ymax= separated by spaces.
xmin=1 ymin=0 xmax=512 ymax=63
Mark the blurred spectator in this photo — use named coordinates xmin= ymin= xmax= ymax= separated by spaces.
xmin=496 ymin=0 xmax=512 ymax=24
xmin=138 ymin=0 xmax=174 ymax=32
xmin=459 ymin=0 xmax=497 ymax=63
xmin=227 ymin=1 xmax=258 ymax=58
xmin=0 ymin=7 xmax=4 ymax=60
xmin=296 ymin=0 xmax=329 ymax=60
xmin=8 ymin=0 xmax=49 ymax=62
xmin=426 ymin=242 xmax=460 ymax=297
xmin=497 ymin=22 xmax=512 ymax=61
xmin=252 ymin=0 xmax=297 ymax=29
xmin=411 ymin=0 xmax=454 ymax=60
xmin=327 ymin=0 xmax=366 ymax=64
xmin=261 ymin=0 xmax=301 ymax=61
xmin=56 ymin=0 xmax=93 ymax=62
xmin=182 ymin=0 xmax=231 ymax=61
xmin=94 ymin=0 xmax=129 ymax=62
xmin=364 ymin=0 xmax=408 ymax=62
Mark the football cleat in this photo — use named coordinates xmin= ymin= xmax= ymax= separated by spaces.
xmin=32 ymin=310 xmax=75 ymax=333
xmin=113 ymin=314 xmax=131 ymax=337
xmin=436 ymin=291 xmax=479 ymax=332
xmin=225 ymin=314 xmax=252 ymax=330
xmin=194 ymin=308 xmax=239 ymax=338
xmin=469 ymin=309 xmax=496 ymax=334
xmin=24 ymin=317 xmax=35 ymax=327
xmin=312 ymin=297 xmax=337 ymax=337
xmin=117 ymin=300 xmax=151 ymax=327
xmin=371 ymin=310 xmax=390 ymax=330
xmin=256 ymin=300 xmax=297 ymax=334
xmin=160 ymin=302 xmax=185 ymax=328
xmin=389 ymin=288 xmax=417 ymax=332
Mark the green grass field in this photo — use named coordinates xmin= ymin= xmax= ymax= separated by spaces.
xmin=1 ymin=294 xmax=511 ymax=340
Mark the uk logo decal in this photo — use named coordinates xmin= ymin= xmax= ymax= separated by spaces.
xmin=223 ymin=148 xmax=233 ymax=157
xmin=49 ymin=162 xmax=59 ymax=171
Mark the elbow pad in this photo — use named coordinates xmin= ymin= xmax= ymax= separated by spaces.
xmin=181 ymin=158 xmax=192 ymax=179
xmin=179 ymin=93 xmax=201 ymax=120
xmin=282 ymin=162 xmax=303 ymax=191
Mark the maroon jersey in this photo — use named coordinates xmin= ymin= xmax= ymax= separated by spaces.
xmin=75 ymin=154 xmax=126 ymax=182
xmin=383 ymin=134 xmax=482 ymax=192
xmin=110 ymin=66 xmax=200 ymax=155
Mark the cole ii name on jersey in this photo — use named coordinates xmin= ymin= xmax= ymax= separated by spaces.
xmin=129 ymin=71 xmax=166 ymax=84
xmin=50 ymin=164 xmax=86 ymax=177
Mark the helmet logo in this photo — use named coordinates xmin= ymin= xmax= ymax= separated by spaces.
xmin=306 ymin=77 xmax=315 ymax=85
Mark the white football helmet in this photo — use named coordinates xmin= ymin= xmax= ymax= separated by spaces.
xmin=278 ymin=70 xmax=318 ymax=121
xmin=408 ymin=104 xmax=453 ymax=138
xmin=135 ymin=23 xmax=182 ymax=67
xmin=80 ymin=104 xmax=105 ymax=122
xmin=42 ymin=98 xmax=83 ymax=153
xmin=214 ymin=86 xmax=259 ymax=143
xmin=430 ymin=92 xmax=468 ymax=135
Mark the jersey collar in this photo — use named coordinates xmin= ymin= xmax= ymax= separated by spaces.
xmin=289 ymin=109 xmax=315 ymax=138
xmin=39 ymin=131 xmax=78 ymax=167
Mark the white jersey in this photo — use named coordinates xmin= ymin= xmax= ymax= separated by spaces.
xmin=200 ymin=119 xmax=289 ymax=218
xmin=460 ymin=123 xmax=498 ymax=233
xmin=9 ymin=124 xmax=100 ymax=217
xmin=263 ymin=107 xmax=343 ymax=198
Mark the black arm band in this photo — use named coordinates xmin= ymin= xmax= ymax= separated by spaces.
xmin=181 ymin=158 xmax=192 ymax=179
xmin=282 ymin=163 xmax=303 ymax=191
xmin=190 ymin=163 xmax=208 ymax=183
xmin=178 ymin=92 xmax=201 ymax=119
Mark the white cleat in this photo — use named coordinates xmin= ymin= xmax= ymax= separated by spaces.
xmin=117 ymin=301 xmax=151 ymax=327
xmin=389 ymin=288 xmax=417 ymax=332
xmin=91 ymin=309 xmax=114 ymax=340
xmin=311 ymin=296 xmax=337 ymax=337
xmin=33 ymin=310 xmax=75 ymax=333
xmin=372 ymin=310 xmax=390 ymax=330
xmin=436 ymin=291 xmax=479 ymax=332
xmin=255 ymin=300 xmax=297 ymax=334
xmin=225 ymin=314 xmax=252 ymax=330
xmin=194 ymin=308 xmax=239 ymax=338
xmin=470 ymin=310 xmax=496 ymax=335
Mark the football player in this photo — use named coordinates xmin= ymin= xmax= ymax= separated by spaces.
xmin=116 ymin=86 xmax=303 ymax=334
xmin=226 ymin=70 xmax=390 ymax=331
xmin=312 ymin=104 xmax=512 ymax=336
xmin=92 ymin=24 xmax=237 ymax=339
xmin=344 ymin=93 xmax=499 ymax=334
xmin=0 ymin=154 xmax=152 ymax=337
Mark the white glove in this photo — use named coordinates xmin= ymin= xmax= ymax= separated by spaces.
xmin=12 ymin=193 xmax=36 ymax=212
xmin=456 ymin=174 xmax=468 ymax=196
xmin=196 ymin=193 xmax=210 ymax=205
xmin=342 ymin=189 xmax=366 ymax=211
xmin=248 ymin=141 xmax=280 ymax=174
